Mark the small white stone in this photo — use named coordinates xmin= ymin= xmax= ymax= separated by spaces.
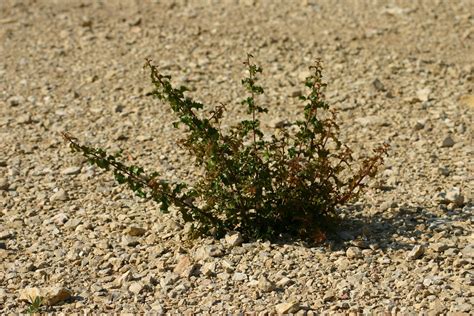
xmin=257 ymin=275 xmax=275 ymax=292
xmin=461 ymin=244 xmax=473 ymax=258
xmin=232 ymin=272 xmax=247 ymax=282
xmin=128 ymin=282 xmax=144 ymax=294
xmin=276 ymin=276 xmax=292 ymax=287
xmin=194 ymin=245 xmax=224 ymax=261
xmin=275 ymin=301 xmax=300 ymax=314
xmin=445 ymin=187 xmax=464 ymax=206
xmin=406 ymin=245 xmax=425 ymax=260
xmin=61 ymin=166 xmax=81 ymax=175
xmin=416 ymin=88 xmax=431 ymax=102
xmin=50 ymin=189 xmax=69 ymax=202
xmin=201 ymin=262 xmax=216 ymax=277
xmin=225 ymin=231 xmax=244 ymax=247
xmin=346 ymin=247 xmax=362 ymax=259
xmin=52 ymin=213 xmax=69 ymax=226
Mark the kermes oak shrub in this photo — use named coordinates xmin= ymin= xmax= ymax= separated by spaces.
xmin=64 ymin=55 xmax=388 ymax=242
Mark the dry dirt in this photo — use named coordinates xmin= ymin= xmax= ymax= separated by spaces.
xmin=1 ymin=0 xmax=473 ymax=314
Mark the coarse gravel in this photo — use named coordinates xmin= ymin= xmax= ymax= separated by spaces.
xmin=1 ymin=0 xmax=473 ymax=314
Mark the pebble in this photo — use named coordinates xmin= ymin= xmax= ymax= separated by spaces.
xmin=461 ymin=245 xmax=473 ymax=258
xmin=440 ymin=136 xmax=455 ymax=148
xmin=61 ymin=166 xmax=82 ymax=175
xmin=413 ymin=121 xmax=425 ymax=130
xmin=445 ymin=187 xmax=465 ymax=206
xmin=275 ymin=301 xmax=300 ymax=314
xmin=372 ymin=78 xmax=385 ymax=91
xmin=0 ymin=178 xmax=9 ymax=190
xmin=19 ymin=286 xmax=72 ymax=306
xmin=128 ymin=282 xmax=145 ymax=295
xmin=49 ymin=189 xmax=69 ymax=202
xmin=121 ymin=236 xmax=139 ymax=247
xmin=257 ymin=275 xmax=275 ymax=292
xmin=459 ymin=94 xmax=474 ymax=109
xmin=225 ymin=231 xmax=244 ymax=247
xmin=416 ymin=88 xmax=431 ymax=102
xmin=429 ymin=243 xmax=448 ymax=252
xmin=174 ymin=255 xmax=199 ymax=278
xmin=346 ymin=247 xmax=363 ymax=259
xmin=194 ymin=245 xmax=224 ymax=261
xmin=0 ymin=231 xmax=14 ymax=240
xmin=125 ymin=226 xmax=147 ymax=237
xmin=201 ymin=262 xmax=216 ymax=277
xmin=232 ymin=272 xmax=248 ymax=282
xmin=7 ymin=95 xmax=24 ymax=107
xmin=406 ymin=245 xmax=425 ymax=260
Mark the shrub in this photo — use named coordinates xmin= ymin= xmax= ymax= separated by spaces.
xmin=63 ymin=55 xmax=388 ymax=242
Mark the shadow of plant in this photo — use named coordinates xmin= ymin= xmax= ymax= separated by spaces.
xmin=325 ymin=203 xmax=472 ymax=251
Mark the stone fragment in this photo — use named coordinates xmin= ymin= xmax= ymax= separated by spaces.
xmin=429 ymin=243 xmax=448 ymax=252
xmin=416 ymin=88 xmax=431 ymax=102
xmin=174 ymin=255 xmax=192 ymax=274
xmin=459 ymin=94 xmax=474 ymax=109
xmin=194 ymin=245 xmax=224 ymax=261
xmin=461 ymin=244 xmax=473 ymax=258
xmin=128 ymin=16 xmax=142 ymax=26
xmin=372 ymin=78 xmax=385 ymax=91
xmin=225 ymin=231 xmax=243 ymax=247
xmin=0 ymin=230 xmax=14 ymax=240
xmin=16 ymin=114 xmax=32 ymax=124
xmin=355 ymin=115 xmax=387 ymax=127
xmin=275 ymin=301 xmax=300 ymax=314
xmin=150 ymin=301 xmax=166 ymax=313
xmin=240 ymin=0 xmax=256 ymax=6
xmin=50 ymin=189 xmax=69 ymax=202
xmin=125 ymin=226 xmax=146 ymax=237
xmin=201 ymin=262 xmax=216 ymax=277
xmin=258 ymin=275 xmax=275 ymax=292
xmin=0 ymin=178 xmax=9 ymax=190
xmin=160 ymin=273 xmax=179 ymax=288
xmin=271 ymin=119 xmax=290 ymax=129
xmin=413 ymin=121 xmax=425 ymax=130
xmin=19 ymin=286 xmax=72 ymax=306
xmin=232 ymin=272 xmax=247 ymax=282
xmin=173 ymin=255 xmax=199 ymax=278
xmin=61 ymin=166 xmax=81 ymax=175
xmin=445 ymin=187 xmax=465 ymax=206
xmin=276 ymin=276 xmax=292 ymax=287
xmin=121 ymin=236 xmax=139 ymax=247
xmin=291 ymin=89 xmax=303 ymax=97
xmin=438 ymin=166 xmax=450 ymax=176
xmin=346 ymin=247 xmax=362 ymax=259
xmin=323 ymin=291 xmax=336 ymax=302
xmin=221 ymin=259 xmax=234 ymax=272
xmin=114 ymin=270 xmax=133 ymax=288
xmin=440 ymin=136 xmax=455 ymax=148
xmin=52 ymin=213 xmax=69 ymax=226
xmin=8 ymin=95 xmax=24 ymax=107
xmin=406 ymin=245 xmax=425 ymax=260
xmin=128 ymin=282 xmax=144 ymax=294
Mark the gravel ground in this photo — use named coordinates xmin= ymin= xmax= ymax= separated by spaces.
xmin=1 ymin=0 xmax=473 ymax=314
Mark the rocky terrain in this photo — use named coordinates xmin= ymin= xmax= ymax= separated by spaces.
xmin=0 ymin=0 xmax=473 ymax=314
